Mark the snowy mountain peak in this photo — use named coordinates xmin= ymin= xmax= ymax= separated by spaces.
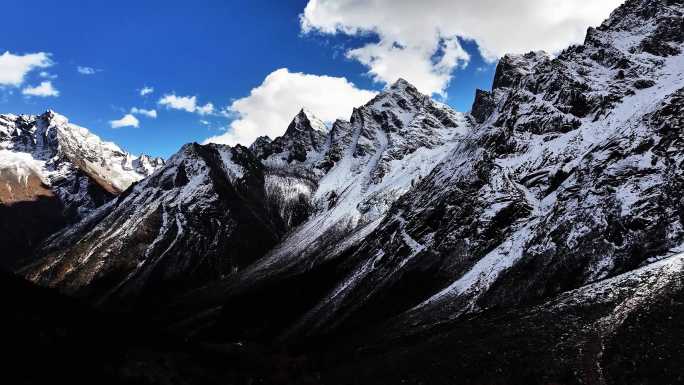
xmin=287 ymin=108 xmax=329 ymax=135
xmin=0 ymin=111 xmax=163 ymax=206
xmin=252 ymin=108 xmax=330 ymax=164
xmin=374 ymin=77 xmax=424 ymax=106
xmin=296 ymin=108 xmax=329 ymax=133
xmin=248 ymin=135 xmax=273 ymax=158
xmin=389 ymin=77 xmax=417 ymax=91
xmin=0 ymin=110 xmax=165 ymax=267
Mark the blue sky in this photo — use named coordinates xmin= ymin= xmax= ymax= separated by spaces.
xmin=1 ymin=0 xmax=621 ymax=158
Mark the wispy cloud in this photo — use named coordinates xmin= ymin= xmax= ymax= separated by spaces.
xmin=0 ymin=51 xmax=53 ymax=86
xmin=109 ymin=113 xmax=139 ymax=128
xmin=77 ymin=66 xmax=101 ymax=75
xmin=130 ymin=107 xmax=157 ymax=118
xmin=39 ymin=71 xmax=58 ymax=79
xmin=158 ymin=94 xmax=214 ymax=115
xmin=140 ymin=86 xmax=154 ymax=96
xmin=22 ymin=81 xmax=59 ymax=97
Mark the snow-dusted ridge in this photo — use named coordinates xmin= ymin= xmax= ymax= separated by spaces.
xmin=0 ymin=110 xmax=163 ymax=207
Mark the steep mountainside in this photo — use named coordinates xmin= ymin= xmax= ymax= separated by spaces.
xmin=0 ymin=111 xmax=162 ymax=268
xmin=271 ymin=0 xmax=684 ymax=339
xmin=26 ymin=79 xmax=467 ymax=312
xmin=230 ymin=79 xmax=467 ymax=291
xmin=164 ymin=0 xmax=684 ymax=348
xmin=24 ymin=143 xmax=286 ymax=309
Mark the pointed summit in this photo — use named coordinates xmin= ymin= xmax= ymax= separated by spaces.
xmin=287 ymin=108 xmax=328 ymax=135
xmin=389 ymin=77 xmax=417 ymax=91
xmin=251 ymin=108 xmax=329 ymax=163
xmin=362 ymin=76 xmax=431 ymax=118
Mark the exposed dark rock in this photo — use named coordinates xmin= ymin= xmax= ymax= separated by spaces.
xmin=471 ymin=89 xmax=496 ymax=123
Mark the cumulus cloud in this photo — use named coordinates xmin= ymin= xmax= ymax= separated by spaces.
xmin=22 ymin=81 xmax=59 ymax=97
xmin=140 ymin=86 xmax=154 ymax=96
xmin=0 ymin=51 xmax=53 ymax=86
xmin=77 ymin=66 xmax=100 ymax=75
xmin=130 ymin=107 xmax=157 ymax=118
xmin=158 ymin=94 xmax=214 ymax=115
xmin=110 ymin=114 xmax=140 ymax=128
xmin=300 ymin=0 xmax=624 ymax=95
xmin=203 ymin=68 xmax=376 ymax=146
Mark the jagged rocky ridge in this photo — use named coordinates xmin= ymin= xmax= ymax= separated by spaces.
xmin=164 ymin=0 xmax=684 ymax=347
xmin=0 ymin=111 xmax=162 ymax=268
xmin=15 ymin=0 xmax=684 ymax=383
xmin=274 ymin=0 xmax=684 ymax=339
xmin=25 ymin=78 xmax=467 ymax=311
xmin=24 ymin=143 xmax=287 ymax=308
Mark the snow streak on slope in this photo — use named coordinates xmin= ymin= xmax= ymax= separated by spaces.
xmin=237 ymin=81 xmax=469 ymax=285
xmin=419 ymin=52 xmax=684 ymax=314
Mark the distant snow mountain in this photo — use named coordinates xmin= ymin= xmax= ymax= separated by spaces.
xmin=0 ymin=111 xmax=163 ymax=268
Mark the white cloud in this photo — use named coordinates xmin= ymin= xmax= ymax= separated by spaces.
xmin=301 ymin=0 xmax=624 ymax=95
xmin=203 ymin=68 xmax=376 ymax=146
xmin=140 ymin=86 xmax=154 ymax=96
xmin=109 ymin=114 xmax=140 ymax=128
xmin=196 ymin=102 xmax=215 ymax=115
xmin=77 ymin=66 xmax=99 ymax=75
xmin=130 ymin=107 xmax=157 ymax=118
xmin=0 ymin=51 xmax=53 ymax=86
xmin=39 ymin=71 xmax=57 ymax=79
xmin=158 ymin=93 xmax=214 ymax=115
xmin=21 ymin=81 xmax=59 ymax=97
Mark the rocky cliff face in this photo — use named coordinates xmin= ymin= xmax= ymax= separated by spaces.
xmin=273 ymin=0 xmax=684 ymax=338
xmin=164 ymin=0 xmax=684 ymax=350
xmin=0 ymin=111 xmax=163 ymax=268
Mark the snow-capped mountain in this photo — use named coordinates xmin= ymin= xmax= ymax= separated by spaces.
xmin=239 ymin=79 xmax=467 ymax=287
xmin=166 ymin=0 xmax=684 ymax=355
xmin=0 ymin=111 xmax=163 ymax=268
xmin=24 ymin=142 xmax=287 ymax=308
xmin=14 ymin=0 xmax=684 ymax=383
xmin=24 ymin=78 xmax=468 ymax=310
xmin=0 ymin=111 xmax=163 ymax=199
xmin=269 ymin=0 xmax=684 ymax=339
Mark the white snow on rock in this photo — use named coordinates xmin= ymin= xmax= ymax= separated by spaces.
xmin=0 ymin=110 xmax=164 ymax=212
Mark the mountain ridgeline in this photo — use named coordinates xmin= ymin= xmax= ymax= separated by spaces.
xmin=4 ymin=0 xmax=684 ymax=384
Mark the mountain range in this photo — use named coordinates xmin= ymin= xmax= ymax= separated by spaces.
xmin=3 ymin=0 xmax=684 ymax=384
